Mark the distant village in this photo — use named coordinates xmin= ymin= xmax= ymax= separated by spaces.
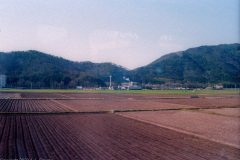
xmin=75 ymin=76 xmax=226 ymax=91
xmin=77 ymin=82 xmax=224 ymax=91
xmin=0 ymin=74 xmax=229 ymax=91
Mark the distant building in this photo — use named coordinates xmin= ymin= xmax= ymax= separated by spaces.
xmin=76 ymin=86 xmax=83 ymax=90
xmin=0 ymin=75 xmax=6 ymax=88
xmin=119 ymin=82 xmax=142 ymax=90
xmin=119 ymin=83 xmax=130 ymax=90
xmin=214 ymin=85 xmax=223 ymax=90
xmin=129 ymin=85 xmax=142 ymax=90
xmin=205 ymin=87 xmax=213 ymax=90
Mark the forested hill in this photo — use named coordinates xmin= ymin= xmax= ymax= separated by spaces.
xmin=0 ymin=50 xmax=128 ymax=88
xmin=129 ymin=43 xmax=240 ymax=85
xmin=0 ymin=43 xmax=239 ymax=89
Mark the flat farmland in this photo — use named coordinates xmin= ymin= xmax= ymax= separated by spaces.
xmin=0 ymin=113 xmax=239 ymax=160
xmin=200 ymin=108 xmax=240 ymax=117
xmin=118 ymin=110 xmax=240 ymax=148
xmin=58 ymin=93 xmax=193 ymax=99
xmin=55 ymin=95 xmax=239 ymax=112
xmin=0 ymin=92 xmax=239 ymax=159
xmin=1 ymin=98 xmax=238 ymax=113
xmin=0 ymin=99 xmax=74 ymax=112
xmin=55 ymin=99 xmax=196 ymax=112
xmin=154 ymin=98 xmax=239 ymax=108
xmin=0 ymin=92 xmax=21 ymax=99
xmin=19 ymin=92 xmax=239 ymax=99
xmin=20 ymin=92 xmax=193 ymax=99
xmin=1 ymin=92 xmax=239 ymax=113
xmin=21 ymin=92 xmax=70 ymax=99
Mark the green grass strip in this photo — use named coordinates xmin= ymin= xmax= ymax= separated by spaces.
xmin=1 ymin=89 xmax=239 ymax=95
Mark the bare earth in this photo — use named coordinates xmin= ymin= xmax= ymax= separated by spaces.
xmin=153 ymin=98 xmax=240 ymax=108
xmin=0 ymin=114 xmax=239 ymax=159
xmin=200 ymin=108 xmax=240 ymax=117
xmin=56 ymin=99 xmax=196 ymax=111
xmin=118 ymin=110 xmax=240 ymax=149
xmin=0 ymin=92 xmax=239 ymax=159
xmin=0 ymin=92 xmax=21 ymax=99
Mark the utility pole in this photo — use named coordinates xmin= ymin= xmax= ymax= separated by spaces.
xmin=0 ymin=76 xmax=2 ymax=97
xmin=235 ymin=83 xmax=237 ymax=93
xmin=0 ymin=82 xmax=1 ymax=89
xmin=109 ymin=76 xmax=112 ymax=90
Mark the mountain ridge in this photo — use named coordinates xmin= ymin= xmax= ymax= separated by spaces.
xmin=0 ymin=43 xmax=239 ymax=88
xmin=129 ymin=43 xmax=240 ymax=85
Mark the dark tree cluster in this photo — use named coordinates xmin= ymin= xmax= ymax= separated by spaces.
xmin=129 ymin=43 xmax=240 ymax=86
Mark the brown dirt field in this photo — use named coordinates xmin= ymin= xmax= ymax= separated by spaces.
xmin=20 ymin=92 xmax=70 ymax=98
xmin=20 ymin=92 xmax=194 ymax=99
xmin=0 ymin=113 xmax=239 ymax=159
xmin=1 ymin=92 xmax=240 ymax=159
xmin=200 ymin=108 xmax=240 ymax=117
xmin=59 ymin=93 xmax=193 ymax=99
xmin=118 ymin=110 xmax=240 ymax=148
xmin=0 ymin=99 xmax=74 ymax=112
xmin=55 ymin=99 xmax=196 ymax=112
xmin=154 ymin=97 xmax=240 ymax=108
xmin=52 ymin=93 xmax=239 ymax=112
xmin=197 ymin=94 xmax=239 ymax=98
xmin=20 ymin=92 xmax=240 ymax=99
xmin=0 ymin=92 xmax=21 ymax=99
xmin=1 ymin=93 xmax=239 ymax=113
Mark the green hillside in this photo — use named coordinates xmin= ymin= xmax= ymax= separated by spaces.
xmin=0 ymin=44 xmax=239 ymax=89
xmin=129 ymin=44 xmax=240 ymax=85
xmin=0 ymin=50 xmax=128 ymax=88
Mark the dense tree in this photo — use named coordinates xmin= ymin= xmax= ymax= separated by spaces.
xmin=129 ymin=43 xmax=240 ymax=85
xmin=0 ymin=50 xmax=126 ymax=88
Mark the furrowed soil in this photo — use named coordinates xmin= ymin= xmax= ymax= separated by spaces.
xmin=0 ymin=92 xmax=21 ymax=99
xmin=199 ymin=108 xmax=240 ymax=117
xmin=0 ymin=92 xmax=239 ymax=159
xmin=1 ymin=92 xmax=239 ymax=112
xmin=118 ymin=110 xmax=240 ymax=148
xmin=0 ymin=99 xmax=74 ymax=112
xmin=0 ymin=113 xmax=239 ymax=160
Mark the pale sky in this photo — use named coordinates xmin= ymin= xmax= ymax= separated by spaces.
xmin=0 ymin=0 xmax=239 ymax=69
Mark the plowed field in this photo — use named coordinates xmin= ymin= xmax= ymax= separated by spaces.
xmin=0 ymin=114 xmax=239 ymax=160
xmin=1 ymin=93 xmax=239 ymax=113
xmin=19 ymin=92 xmax=239 ymax=99
xmin=0 ymin=92 xmax=239 ymax=159
xmin=0 ymin=92 xmax=21 ymax=99
xmin=55 ymin=99 xmax=196 ymax=112
xmin=0 ymin=99 xmax=73 ymax=112
xmin=154 ymin=98 xmax=240 ymax=108
xmin=20 ymin=92 xmax=193 ymax=99
xmin=118 ymin=110 xmax=240 ymax=148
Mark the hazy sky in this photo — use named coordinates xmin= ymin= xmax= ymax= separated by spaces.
xmin=0 ymin=0 xmax=239 ymax=69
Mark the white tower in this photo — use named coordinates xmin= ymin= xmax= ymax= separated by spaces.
xmin=109 ymin=76 xmax=112 ymax=90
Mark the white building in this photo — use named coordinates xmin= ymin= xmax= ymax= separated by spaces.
xmin=214 ymin=85 xmax=223 ymax=90
xmin=76 ymin=86 xmax=83 ymax=90
xmin=119 ymin=82 xmax=142 ymax=90
xmin=0 ymin=75 xmax=6 ymax=88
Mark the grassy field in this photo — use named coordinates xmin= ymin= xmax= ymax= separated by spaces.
xmin=1 ymin=88 xmax=239 ymax=95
